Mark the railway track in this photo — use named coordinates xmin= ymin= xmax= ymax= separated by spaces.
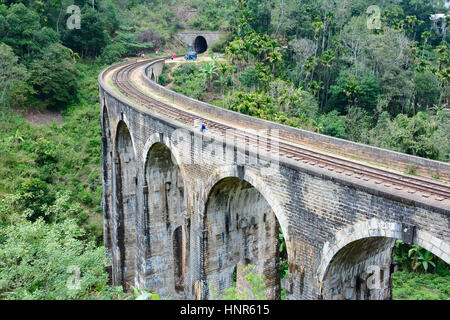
xmin=111 ymin=59 xmax=450 ymax=202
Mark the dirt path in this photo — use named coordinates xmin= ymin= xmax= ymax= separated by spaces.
xmin=14 ymin=107 xmax=63 ymax=126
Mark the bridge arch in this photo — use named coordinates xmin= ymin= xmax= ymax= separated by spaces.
xmin=202 ymin=166 xmax=290 ymax=248
xmin=113 ymin=120 xmax=138 ymax=289
xmin=141 ymin=135 xmax=189 ymax=298
xmin=317 ymin=218 xmax=449 ymax=300
xmin=202 ymin=166 xmax=289 ymax=300
xmin=102 ymin=105 xmax=113 ymax=258
xmin=142 ymin=132 xmax=185 ymax=175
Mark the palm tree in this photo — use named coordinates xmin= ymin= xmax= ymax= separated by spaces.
xmin=421 ymin=31 xmax=431 ymax=59
xmin=312 ymin=21 xmax=324 ymax=59
xmin=202 ymin=61 xmax=218 ymax=92
xmin=402 ymin=15 xmax=422 ymax=41
xmin=309 ymin=80 xmax=324 ymax=100
xmin=267 ymin=50 xmax=282 ymax=73
xmin=438 ymin=68 xmax=450 ymax=105
xmin=320 ymin=49 xmax=336 ymax=109
xmin=216 ymin=62 xmax=233 ymax=97
xmin=343 ymin=78 xmax=359 ymax=107
xmin=304 ymin=56 xmax=317 ymax=84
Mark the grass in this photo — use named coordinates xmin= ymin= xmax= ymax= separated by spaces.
xmin=392 ymin=271 xmax=450 ymax=300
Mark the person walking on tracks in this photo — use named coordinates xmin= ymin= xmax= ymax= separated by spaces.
xmin=201 ymin=120 xmax=207 ymax=133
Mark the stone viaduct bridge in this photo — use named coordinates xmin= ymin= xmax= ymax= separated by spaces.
xmin=99 ymin=57 xmax=450 ymax=300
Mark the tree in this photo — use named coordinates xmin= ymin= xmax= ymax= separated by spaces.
xmin=220 ymin=264 xmax=267 ymax=300
xmin=30 ymin=43 xmax=79 ymax=108
xmin=368 ymin=111 xmax=441 ymax=160
xmin=421 ymin=30 xmax=431 ymax=58
xmin=401 ymin=15 xmax=423 ymax=41
xmin=316 ymin=110 xmax=347 ymax=139
xmin=247 ymin=0 xmax=272 ymax=34
xmin=216 ymin=61 xmax=233 ymax=97
xmin=408 ymin=245 xmax=437 ymax=273
xmin=327 ymin=69 xmax=381 ymax=115
xmin=63 ymin=5 xmax=110 ymax=57
xmin=202 ymin=60 xmax=218 ymax=91
xmin=364 ymin=27 xmax=415 ymax=116
xmin=98 ymin=42 xmax=127 ymax=65
xmin=290 ymin=38 xmax=316 ymax=68
xmin=437 ymin=68 xmax=450 ymax=105
xmin=414 ymin=71 xmax=440 ymax=111
xmin=319 ymin=49 xmax=336 ymax=108
xmin=239 ymin=65 xmax=261 ymax=91
xmin=0 ymin=43 xmax=28 ymax=106
xmin=340 ymin=16 xmax=368 ymax=75
xmin=99 ymin=0 xmax=120 ymax=37
xmin=0 ymin=3 xmax=41 ymax=59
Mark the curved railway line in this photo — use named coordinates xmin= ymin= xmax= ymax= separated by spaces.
xmin=110 ymin=58 xmax=450 ymax=203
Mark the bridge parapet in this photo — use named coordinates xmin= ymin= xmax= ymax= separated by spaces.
xmin=143 ymin=59 xmax=450 ymax=180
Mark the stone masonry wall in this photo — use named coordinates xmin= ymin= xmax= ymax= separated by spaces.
xmin=99 ymin=61 xmax=450 ymax=300
xmin=143 ymin=60 xmax=450 ymax=179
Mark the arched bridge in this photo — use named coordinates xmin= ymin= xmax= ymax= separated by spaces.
xmin=98 ymin=58 xmax=450 ymax=300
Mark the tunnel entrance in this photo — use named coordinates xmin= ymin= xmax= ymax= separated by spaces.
xmin=194 ymin=36 xmax=208 ymax=54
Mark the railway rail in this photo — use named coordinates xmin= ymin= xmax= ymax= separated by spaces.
xmin=110 ymin=59 xmax=450 ymax=203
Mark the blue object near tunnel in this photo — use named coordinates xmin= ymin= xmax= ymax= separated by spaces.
xmin=185 ymin=51 xmax=197 ymax=60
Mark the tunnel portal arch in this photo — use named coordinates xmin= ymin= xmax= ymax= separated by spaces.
xmin=194 ymin=36 xmax=208 ymax=54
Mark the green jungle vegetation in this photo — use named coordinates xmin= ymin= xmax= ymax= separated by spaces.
xmin=0 ymin=0 xmax=448 ymax=300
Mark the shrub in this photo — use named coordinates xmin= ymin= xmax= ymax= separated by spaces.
xmin=18 ymin=177 xmax=54 ymax=221
xmin=158 ymin=73 xmax=171 ymax=86
xmin=221 ymin=264 xmax=267 ymax=300
xmin=316 ymin=111 xmax=347 ymax=139
xmin=0 ymin=208 xmax=125 ymax=300
xmin=98 ymin=42 xmax=128 ymax=65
